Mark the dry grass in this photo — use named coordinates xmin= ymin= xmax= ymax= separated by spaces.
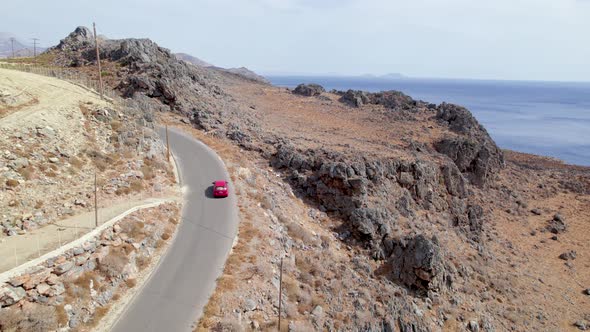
xmin=17 ymin=166 xmax=35 ymax=180
xmin=141 ymin=165 xmax=155 ymax=180
xmin=86 ymin=305 xmax=111 ymax=328
xmin=70 ymin=155 xmax=85 ymax=169
xmin=115 ymin=187 xmax=130 ymax=196
xmin=136 ymin=255 xmax=149 ymax=271
xmin=55 ymin=305 xmax=69 ymax=327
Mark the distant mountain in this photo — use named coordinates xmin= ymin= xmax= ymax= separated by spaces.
xmin=174 ymin=53 xmax=212 ymax=67
xmin=175 ymin=52 xmax=269 ymax=84
xmin=0 ymin=32 xmax=46 ymax=58
xmin=380 ymin=72 xmax=406 ymax=79
xmin=219 ymin=67 xmax=270 ymax=84
xmin=359 ymin=73 xmax=407 ymax=80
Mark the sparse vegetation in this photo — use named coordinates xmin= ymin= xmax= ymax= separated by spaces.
xmin=6 ymin=178 xmax=19 ymax=187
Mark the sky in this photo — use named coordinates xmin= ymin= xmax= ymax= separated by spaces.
xmin=1 ymin=0 xmax=590 ymax=81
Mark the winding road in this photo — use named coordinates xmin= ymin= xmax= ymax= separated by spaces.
xmin=111 ymin=127 xmax=239 ymax=332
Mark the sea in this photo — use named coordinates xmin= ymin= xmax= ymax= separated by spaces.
xmin=267 ymin=76 xmax=590 ymax=167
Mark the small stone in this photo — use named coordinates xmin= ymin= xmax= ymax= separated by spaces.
xmin=49 ymin=157 xmax=59 ymax=163
xmin=74 ymin=199 xmax=87 ymax=207
xmin=311 ymin=305 xmax=324 ymax=317
xmin=468 ymin=321 xmax=480 ymax=332
xmin=46 ymin=274 xmax=60 ymax=286
xmin=54 ymin=260 xmax=74 ymax=275
xmin=585 ymin=289 xmax=590 ymax=296
xmin=574 ymin=320 xmax=589 ymax=331
xmin=37 ymin=283 xmax=52 ymax=296
xmin=559 ymin=250 xmax=577 ymax=261
xmin=531 ymin=208 xmax=542 ymax=215
xmin=244 ymin=298 xmax=257 ymax=311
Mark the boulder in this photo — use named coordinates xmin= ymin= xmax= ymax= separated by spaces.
xmin=547 ymin=215 xmax=567 ymax=234
xmin=293 ymin=84 xmax=325 ymax=97
xmin=388 ymin=235 xmax=451 ymax=292
xmin=8 ymin=274 xmax=31 ymax=287
xmin=22 ymin=268 xmax=51 ymax=290
xmin=8 ymin=157 xmax=29 ymax=170
xmin=339 ymin=90 xmax=370 ymax=107
xmin=435 ymin=103 xmax=504 ymax=187
xmin=559 ymin=250 xmax=577 ymax=261
xmin=0 ymin=285 xmax=26 ymax=307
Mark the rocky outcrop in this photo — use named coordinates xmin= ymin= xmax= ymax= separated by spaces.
xmin=293 ymin=84 xmax=325 ymax=97
xmin=271 ymin=143 xmax=484 ymax=259
xmin=387 ymin=235 xmax=453 ymax=292
xmin=53 ymin=26 xmax=93 ymax=53
xmin=435 ymin=103 xmax=504 ymax=187
xmin=338 ymin=89 xmax=417 ymax=109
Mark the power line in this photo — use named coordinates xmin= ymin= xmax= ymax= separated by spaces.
xmin=9 ymin=38 xmax=15 ymax=58
xmin=31 ymin=38 xmax=39 ymax=57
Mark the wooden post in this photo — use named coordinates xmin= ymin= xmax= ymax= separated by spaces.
xmin=94 ymin=172 xmax=98 ymax=228
xmin=278 ymin=257 xmax=283 ymax=331
xmin=166 ymin=124 xmax=170 ymax=162
xmin=93 ymin=22 xmax=104 ymax=99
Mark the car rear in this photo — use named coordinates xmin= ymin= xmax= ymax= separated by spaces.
xmin=213 ymin=180 xmax=228 ymax=198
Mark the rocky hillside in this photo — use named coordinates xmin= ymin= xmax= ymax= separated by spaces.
xmin=30 ymin=27 xmax=590 ymax=331
xmin=0 ymin=67 xmax=174 ymax=239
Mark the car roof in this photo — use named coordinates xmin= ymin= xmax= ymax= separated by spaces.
xmin=214 ymin=180 xmax=227 ymax=186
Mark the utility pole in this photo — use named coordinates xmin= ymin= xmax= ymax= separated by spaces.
xmin=9 ymin=38 xmax=15 ymax=58
xmin=165 ymin=124 xmax=170 ymax=162
xmin=93 ymin=22 xmax=104 ymax=99
xmin=31 ymin=38 xmax=39 ymax=57
xmin=277 ymin=257 xmax=283 ymax=331
xmin=94 ymin=172 xmax=98 ymax=228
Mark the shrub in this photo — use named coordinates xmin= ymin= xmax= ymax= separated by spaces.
xmin=17 ymin=166 xmax=34 ymax=180
xmin=125 ymin=278 xmax=137 ymax=288
xmin=87 ymin=305 xmax=110 ymax=328
xmin=0 ymin=304 xmax=58 ymax=332
xmin=115 ymin=187 xmax=130 ymax=196
xmin=110 ymin=120 xmax=122 ymax=133
xmin=70 ymin=156 xmax=85 ymax=169
xmin=98 ymin=247 xmax=128 ymax=278
xmin=56 ymin=305 xmax=69 ymax=327
xmin=121 ymin=220 xmax=145 ymax=239
xmin=129 ymin=179 xmax=143 ymax=193
xmin=141 ymin=165 xmax=155 ymax=180
xmin=161 ymin=232 xmax=171 ymax=240
xmin=6 ymin=179 xmax=19 ymax=187
xmin=45 ymin=170 xmax=57 ymax=178
xmin=34 ymin=200 xmax=43 ymax=209
xmin=136 ymin=255 xmax=149 ymax=271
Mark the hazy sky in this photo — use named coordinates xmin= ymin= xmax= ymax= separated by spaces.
xmin=2 ymin=0 xmax=590 ymax=81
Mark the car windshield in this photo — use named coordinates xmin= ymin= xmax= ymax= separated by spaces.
xmin=215 ymin=186 xmax=226 ymax=191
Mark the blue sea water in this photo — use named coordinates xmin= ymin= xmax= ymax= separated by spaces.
xmin=267 ymin=76 xmax=590 ymax=166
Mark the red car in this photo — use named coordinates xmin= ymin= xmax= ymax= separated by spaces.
xmin=212 ymin=180 xmax=229 ymax=198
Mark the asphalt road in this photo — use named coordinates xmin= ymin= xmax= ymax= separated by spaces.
xmin=111 ymin=127 xmax=239 ymax=332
